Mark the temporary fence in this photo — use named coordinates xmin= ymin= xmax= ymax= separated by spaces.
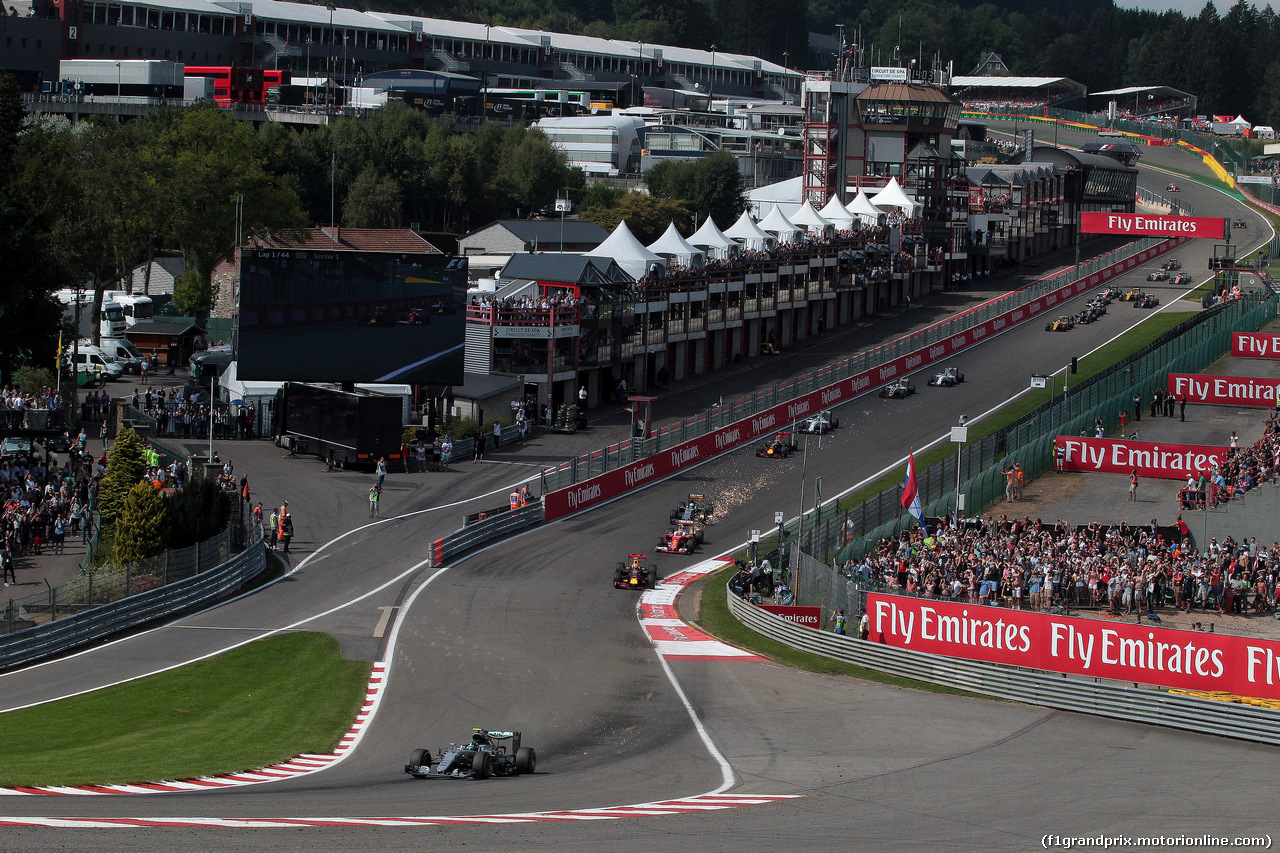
xmin=3 ymin=521 xmax=246 ymax=636
xmin=536 ymin=236 xmax=1168 ymax=499
xmin=812 ymin=291 xmax=1277 ymax=564
xmin=0 ymin=525 xmax=266 ymax=672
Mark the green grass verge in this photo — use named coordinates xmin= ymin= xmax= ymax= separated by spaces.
xmin=0 ymin=632 xmax=370 ymax=787
xmin=686 ymin=567 xmax=986 ymax=700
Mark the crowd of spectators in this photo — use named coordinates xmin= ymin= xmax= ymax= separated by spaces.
xmin=960 ymin=96 xmax=1049 ymax=112
xmin=129 ymin=386 xmax=254 ymax=441
xmin=1 ymin=386 xmax=67 ymax=431
xmin=846 ymin=415 xmax=1280 ymax=620
xmin=2 ymin=439 xmax=100 ymax=568
xmin=1180 ymin=413 xmax=1280 ymax=510
xmin=847 ymin=515 xmax=1279 ymax=618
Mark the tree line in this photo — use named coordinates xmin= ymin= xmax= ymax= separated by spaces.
xmin=414 ymin=0 xmax=1279 ymax=126
xmin=0 ymin=84 xmax=579 ymax=384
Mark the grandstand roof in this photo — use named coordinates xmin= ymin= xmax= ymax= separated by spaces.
xmin=951 ymin=76 xmax=1085 ymax=92
xmin=1092 ymin=85 xmax=1193 ymax=100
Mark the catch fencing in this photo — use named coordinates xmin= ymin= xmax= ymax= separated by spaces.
xmin=814 ymin=290 xmax=1277 ymax=564
xmin=3 ymin=522 xmax=247 ymax=636
xmin=0 ymin=525 xmax=266 ymax=672
xmin=728 ymin=589 xmax=1280 ymax=746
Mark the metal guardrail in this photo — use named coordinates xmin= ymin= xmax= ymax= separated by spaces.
xmin=1136 ymin=185 xmax=1194 ymax=215
xmin=0 ymin=526 xmax=267 ymax=673
xmin=432 ymin=502 xmax=545 ymax=565
xmin=728 ymin=589 xmax=1280 ymax=745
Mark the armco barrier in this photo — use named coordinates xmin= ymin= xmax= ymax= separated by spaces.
xmin=727 ymin=590 xmax=1280 ymax=746
xmin=430 ymin=501 xmax=545 ymax=566
xmin=0 ymin=527 xmax=267 ymax=673
xmin=545 ymin=237 xmax=1187 ymax=520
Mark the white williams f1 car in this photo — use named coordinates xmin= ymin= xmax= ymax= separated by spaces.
xmin=926 ymin=366 xmax=964 ymax=387
xmin=798 ymin=409 xmax=840 ymax=433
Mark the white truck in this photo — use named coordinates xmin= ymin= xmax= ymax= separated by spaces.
xmin=56 ymin=290 xmax=127 ymax=339
xmin=99 ymin=291 xmax=154 ymax=326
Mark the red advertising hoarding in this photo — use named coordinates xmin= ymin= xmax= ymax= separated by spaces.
xmin=1231 ymin=332 xmax=1280 ymax=359
xmin=1080 ymin=212 xmax=1225 ymax=239
xmin=759 ymin=605 xmax=822 ymax=628
xmin=543 ymin=238 xmax=1188 ymax=520
xmin=1054 ymin=436 xmax=1227 ymax=479
xmin=1168 ymin=372 xmax=1280 ymax=408
xmin=866 ymin=593 xmax=1280 ymax=700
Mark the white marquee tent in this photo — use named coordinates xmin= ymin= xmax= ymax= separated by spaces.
xmin=587 ymin=220 xmax=664 ymax=279
xmin=788 ymin=199 xmax=834 ymax=237
xmin=689 ymin=217 xmax=738 ymax=259
xmin=757 ymin=204 xmax=803 ymax=244
xmin=869 ymin=178 xmax=920 ymax=216
xmin=818 ymin=195 xmax=856 ymax=229
xmin=724 ymin=211 xmax=776 ymax=251
xmin=647 ymin=222 xmax=705 ymax=268
xmin=848 ymin=189 xmax=886 ymax=226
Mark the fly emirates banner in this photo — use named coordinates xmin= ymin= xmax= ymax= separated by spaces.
xmin=1054 ymin=435 xmax=1226 ymax=479
xmin=1232 ymin=332 xmax=1280 ymax=359
xmin=1168 ymin=372 xmax=1280 ymax=407
xmin=867 ymin=593 xmax=1280 ymax=699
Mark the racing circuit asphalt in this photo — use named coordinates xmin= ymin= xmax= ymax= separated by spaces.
xmin=3 ymin=127 xmax=1278 ymax=852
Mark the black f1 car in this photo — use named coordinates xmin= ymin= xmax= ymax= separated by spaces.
xmin=757 ymin=431 xmax=799 ymax=457
xmin=405 ymin=729 xmax=536 ymax=780
xmin=1233 ymin=218 xmax=1247 ymax=229
xmin=670 ymin=494 xmax=714 ymax=525
xmin=798 ymin=409 xmax=839 ymax=433
xmin=926 ymin=366 xmax=964 ymax=387
xmin=1163 ymin=258 xmax=1182 ymax=271
xmin=1134 ymin=293 xmax=1160 ymax=308
xmin=878 ymin=379 xmax=917 ymax=398
xmin=657 ymin=520 xmax=703 ymax=554
xmin=614 ymin=554 xmax=659 ymax=589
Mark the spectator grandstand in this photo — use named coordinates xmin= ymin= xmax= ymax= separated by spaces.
xmin=951 ymin=75 xmax=1087 ymax=112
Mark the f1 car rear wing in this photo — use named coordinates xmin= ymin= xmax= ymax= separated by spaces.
xmin=474 ymin=728 xmax=521 ymax=750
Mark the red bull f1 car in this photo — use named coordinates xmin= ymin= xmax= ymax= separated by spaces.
xmin=405 ymin=729 xmax=536 ymax=780
xmin=756 ymin=431 xmax=799 ymax=457
xmin=614 ymin=554 xmax=659 ymax=589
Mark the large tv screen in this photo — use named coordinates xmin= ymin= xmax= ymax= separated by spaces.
xmin=237 ymin=249 xmax=467 ymax=384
